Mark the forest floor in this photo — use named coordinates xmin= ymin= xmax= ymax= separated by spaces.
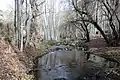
xmin=86 ymin=38 xmax=120 ymax=63
xmin=85 ymin=38 xmax=107 ymax=48
xmin=0 ymin=39 xmax=40 ymax=80
xmin=85 ymin=38 xmax=120 ymax=79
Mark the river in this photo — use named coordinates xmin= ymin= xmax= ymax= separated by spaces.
xmin=35 ymin=45 xmax=119 ymax=80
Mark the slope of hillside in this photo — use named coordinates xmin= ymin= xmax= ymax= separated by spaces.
xmin=0 ymin=39 xmax=30 ymax=80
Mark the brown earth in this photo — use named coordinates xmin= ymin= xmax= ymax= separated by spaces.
xmin=0 ymin=39 xmax=39 ymax=80
xmin=86 ymin=38 xmax=120 ymax=64
xmin=0 ymin=40 xmax=26 ymax=80
xmin=85 ymin=38 xmax=107 ymax=48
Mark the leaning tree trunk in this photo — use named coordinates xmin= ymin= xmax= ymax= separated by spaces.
xmin=92 ymin=21 xmax=110 ymax=45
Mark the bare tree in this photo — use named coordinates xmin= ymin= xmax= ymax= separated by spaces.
xmin=71 ymin=0 xmax=116 ymax=45
xmin=98 ymin=0 xmax=120 ymax=45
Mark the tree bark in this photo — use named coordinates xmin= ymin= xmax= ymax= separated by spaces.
xmin=92 ymin=21 xmax=109 ymax=44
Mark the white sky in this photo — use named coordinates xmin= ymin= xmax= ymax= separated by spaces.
xmin=0 ymin=0 xmax=13 ymax=11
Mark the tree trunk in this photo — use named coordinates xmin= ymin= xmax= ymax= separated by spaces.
xmin=92 ymin=21 xmax=110 ymax=45
xmin=14 ymin=0 xmax=17 ymax=44
xmin=86 ymin=30 xmax=90 ymax=42
xmin=16 ymin=0 xmax=21 ymax=49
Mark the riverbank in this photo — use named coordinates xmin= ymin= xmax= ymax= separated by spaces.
xmin=0 ymin=39 xmax=40 ymax=80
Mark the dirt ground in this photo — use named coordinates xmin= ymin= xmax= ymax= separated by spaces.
xmin=86 ymin=38 xmax=120 ymax=66
xmin=0 ymin=40 xmax=25 ymax=80
xmin=85 ymin=38 xmax=107 ymax=48
xmin=0 ymin=39 xmax=39 ymax=80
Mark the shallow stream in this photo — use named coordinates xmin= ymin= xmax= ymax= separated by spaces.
xmin=36 ymin=45 xmax=119 ymax=80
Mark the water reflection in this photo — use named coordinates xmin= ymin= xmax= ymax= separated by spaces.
xmin=36 ymin=45 xmax=119 ymax=80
